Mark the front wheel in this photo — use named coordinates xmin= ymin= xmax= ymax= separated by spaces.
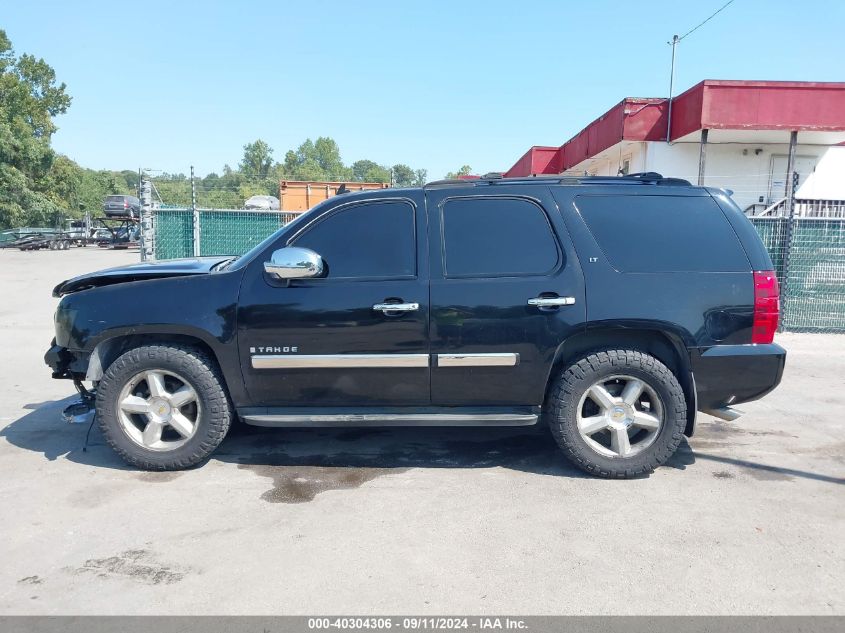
xmin=95 ymin=344 xmax=233 ymax=470
xmin=545 ymin=349 xmax=687 ymax=478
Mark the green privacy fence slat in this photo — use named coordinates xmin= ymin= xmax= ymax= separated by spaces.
xmin=153 ymin=210 xmax=193 ymax=260
xmin=199 ymin=210 xmax=286 ymax=256
xmin=153 ymin=209 xmax=288 ymax=260
xmin=152 ymin=211 xmax=844 ymax=333
xmin=750 ymin=217 xmax=845 ymax=332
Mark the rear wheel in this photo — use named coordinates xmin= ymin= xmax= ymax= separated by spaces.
xmin=95 ymin=344 xmax=233 ymax=470
xmin=545 ymin=349 xmax=686 ymax=478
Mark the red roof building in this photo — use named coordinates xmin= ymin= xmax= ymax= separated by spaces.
xmin=505 ymin=80 xmax=845 ymax=214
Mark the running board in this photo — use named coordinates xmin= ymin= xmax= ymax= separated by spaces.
xmin=241 ymin=412 xmax=539 ymax=428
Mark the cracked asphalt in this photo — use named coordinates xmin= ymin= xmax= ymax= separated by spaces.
xmin=0 ymin=247 xmax=842 ymax=614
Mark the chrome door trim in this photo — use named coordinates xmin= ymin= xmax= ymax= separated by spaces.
xmin=242 ymin=412 xmax=538 ymax=427
xmin=437 ymin=353 xmax=519 ymax=367
xmin=527 ymin=296 xmax=576 ymax=307
xmin=251 ymin=353 xmax=429 ymax=369
xmin=372 ymin=302 xmax=420 ymax=313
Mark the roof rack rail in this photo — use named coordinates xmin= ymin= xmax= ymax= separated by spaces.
xmin=622 ymin=172 xmax=664 ymax=180
xmin=424 ymin=173 xmax=692 ymax=189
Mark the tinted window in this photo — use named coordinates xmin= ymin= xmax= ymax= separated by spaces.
xmin=442 ymin=198 xmax=559 ymax=277
xmin=293 ymin=201 xmax=415 ymax=278
xmin=576 ymin=195 xmax=750 ymax=273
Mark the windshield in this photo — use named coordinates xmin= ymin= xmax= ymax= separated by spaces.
xmin=225 ymin=206 xmax=320 ymax=271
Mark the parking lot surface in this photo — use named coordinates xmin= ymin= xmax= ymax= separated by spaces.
xmin=0 ymin=247 xmax=842 ymax=615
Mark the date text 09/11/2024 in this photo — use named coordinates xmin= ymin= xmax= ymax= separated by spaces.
xmin=307 ymin=617 xmax=528 ymax=630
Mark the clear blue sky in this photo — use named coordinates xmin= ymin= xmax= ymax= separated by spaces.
xmin=4 ymin=0 xmax=844 ymax=179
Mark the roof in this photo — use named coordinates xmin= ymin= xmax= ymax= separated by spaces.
xmin=506 ymin=80 xmax=845 ymax=177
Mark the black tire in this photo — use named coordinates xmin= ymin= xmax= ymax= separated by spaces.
xmin=95 ymin=344 xmax=233 ymax=470
xmin=545 ymin=349 xmax=686 ymax=478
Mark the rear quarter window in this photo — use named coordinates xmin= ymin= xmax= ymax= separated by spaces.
xmin=574 ymin=194 xmax=750 ymax=273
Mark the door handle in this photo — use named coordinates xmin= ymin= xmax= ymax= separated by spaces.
xmin=373 ymin=302 xmax=420 ymax=313
xmin=528 ymin=296 xmax=576 ymax=307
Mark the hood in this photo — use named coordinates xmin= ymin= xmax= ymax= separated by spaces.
xmin=53 ymin=256 xmax=233 ymax=297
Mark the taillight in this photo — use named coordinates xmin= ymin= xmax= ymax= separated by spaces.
xmin=752 ymin=270 xmax=779 ymax=344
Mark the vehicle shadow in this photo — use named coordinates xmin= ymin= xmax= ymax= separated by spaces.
xmin=1 ymin=397 xmax=590 ymax=479
xmin=6 ymin=400 xmax=840 ymax=487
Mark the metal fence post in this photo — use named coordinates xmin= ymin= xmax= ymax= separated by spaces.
xmin=191 ymin=165 xmax=201 ymax=257
xmin=778 ymin=170 xmax=800 ymax=332
xmin=139 ymin=177 xmax=154 ymax=261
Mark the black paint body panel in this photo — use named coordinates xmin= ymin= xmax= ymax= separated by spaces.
xmin=45 ymin=180 xmax=786 ymax=422
xmin=691 ymin=343 xmax=786 ymax=410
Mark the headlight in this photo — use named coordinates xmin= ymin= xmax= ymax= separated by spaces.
xmin=54 ymin=301 xmax=78 ymax=348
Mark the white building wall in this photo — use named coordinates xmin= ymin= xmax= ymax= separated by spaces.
xmin=645 ymin=142 xmax=835 ymax=211
xmin=570 ymin=140 xmax=844 ymax=213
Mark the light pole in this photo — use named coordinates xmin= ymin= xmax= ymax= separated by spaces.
xmin=666 ymin=34 xmax=679 ymax=143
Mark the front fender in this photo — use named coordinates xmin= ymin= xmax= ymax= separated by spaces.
xmin=52 ymin=270 xmax=249 ymax=405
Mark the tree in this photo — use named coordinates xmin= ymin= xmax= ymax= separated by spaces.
xmin=391 ymin=164 xmax=415 ymax=187
xmin=239 ymin=139 xmax=274 ymax=179
xmin=313 ymin=136 xmax=346 ymax=179
xmin=351 ymin=159 xmax=379 ymax=182
xmin=413 ymin=168 xmax=428 ymax=186
xmin=282 ymin=137 xmax=351 ymax=181
xmin=445 ymin=165 xmax=473 ymax=179
xmin=0 ymin=29 xmax=71 ymax=228
xmin=350 ymin=159 xmax=389 ymax=183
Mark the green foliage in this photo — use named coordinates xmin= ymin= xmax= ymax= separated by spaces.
xmin=349 ymin=159 xmax=389 ymax=184
xmin=282 ymin=137 xmax=351 ymax=181
xmin=0 ymin=30 xmax=431 ymax=223
xmin=239 ymin=139 xmax=273 ymax=179
xmin=446 ymin=165 xmax=473 ymax=179
xmin=0 ymin=29 xmax=72 ymax=229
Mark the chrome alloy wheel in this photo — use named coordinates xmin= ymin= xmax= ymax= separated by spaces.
xmin=116 ymin=369 xmax=201 ymax=451
xmin=576 ymin=374 xmax=664 ymax=458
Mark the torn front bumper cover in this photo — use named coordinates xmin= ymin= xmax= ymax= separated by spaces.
xmin=44 ymin=341 xmax=90 ymax=379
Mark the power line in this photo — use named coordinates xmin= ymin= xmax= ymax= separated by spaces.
xmin=666 ymin=0 xmax=737 ymax=142
xmin=678 ymin=0 xmax=736 ymax=42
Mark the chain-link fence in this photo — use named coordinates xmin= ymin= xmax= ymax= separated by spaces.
xmin=152 ymin=209 xmax=298 ymax=260
xmin=149 ymin=207 xmax=845 ymax=333
xmin=750 ymin=216 xmax=845 ymax=332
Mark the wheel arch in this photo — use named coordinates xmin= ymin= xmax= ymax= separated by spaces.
xmin=545 ymin=325 xmax=697 ymax=436
xmin=87 ymin=331 xmax=221 ymax=383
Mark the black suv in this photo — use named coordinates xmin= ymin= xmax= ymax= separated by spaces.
xmin=45 ymin=173 xmax=785 ymax=477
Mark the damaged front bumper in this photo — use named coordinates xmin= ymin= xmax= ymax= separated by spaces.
xmin=44 ymin=341 xmax=97 ymax=424
xmin=44 ymin=340 xmax=90 ymax=380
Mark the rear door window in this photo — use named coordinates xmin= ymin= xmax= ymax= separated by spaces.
xmin=441 ymin=197 xmax=559 ymax=277
xmin=575 ymin=195 xmax=750 ymax=272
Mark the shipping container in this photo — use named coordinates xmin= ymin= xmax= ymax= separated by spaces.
xmin=279 ymin=180 xmax=390 ymax=213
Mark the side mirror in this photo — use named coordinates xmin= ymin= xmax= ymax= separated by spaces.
xmin=264 ymin=247 xmax=324 ymax=280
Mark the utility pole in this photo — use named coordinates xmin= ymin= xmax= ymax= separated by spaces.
xmin=191 ymin=165 xmax=200 ymax=257
xmin=778 ymin=131 xmax=800 ymax=331
xmin=666 ymin=34 xmax=679 ymax=142
xmin=665 ymin=1 xmax=736 ymax=142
